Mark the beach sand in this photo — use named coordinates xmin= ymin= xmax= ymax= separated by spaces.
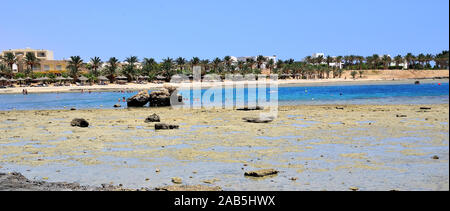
xmin=0 ymin=104 xmax=448 ymax=191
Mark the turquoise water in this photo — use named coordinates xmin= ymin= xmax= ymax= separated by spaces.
xmin=0 ymin=83 xmax=448 ymax=110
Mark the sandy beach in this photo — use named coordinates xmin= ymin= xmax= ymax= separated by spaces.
xmin=0 ymin=104 xmax=448 ymax=191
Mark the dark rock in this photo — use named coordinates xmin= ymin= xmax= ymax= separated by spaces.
xmin=432 ymin=155 xmax=440 ymax=160
xmin=127 ymin=90 xmax=150 ymax=107
xmin=149 ymin=85 xmax=183 ymax=107
xmin=336 ymin=107 xmax=344 ymax=110
xmin=70 ymin=118 xmax=89 ymax=127
xmin=236 ymin=106 xmax=264 ymax=111
xmin=145 ymin=114 xmax=161 ymax=123
xmin=244 ymin=169 xmax=279 ymax=177
xmin=396 ymin=114 xmax=407 ymax=118
xmin=415 ymin=81 xmax=421 ymax=85
xmin=70 ymin=107 xmax=76 ymax=110
xmin=243 ymin=116 xmax=274 ymax=123
xmin=155 ymin=123 xmax=179 ymax=130
xmin=113 ymin=104 xmax=121 ymax=108
xmin=420 ymin=107 xmax=432 ymax=110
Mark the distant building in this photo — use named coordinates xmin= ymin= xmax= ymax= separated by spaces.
xmin=1 ymin=48 xmax=69 ymax=73
xmin=1 ymin=48 xmax=54 ymax=60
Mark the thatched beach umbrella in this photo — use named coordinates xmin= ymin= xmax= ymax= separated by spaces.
xmin=78 ymin=76 xmax=89 ymax=81
xmin=156 ymin=75 xmax=166 ymax=80
xmin=55 ymin=76 xmax=65 ymax=81
xmin=116 ymin=75 xmax=127 ymax=80
xmin=98 ymin=76 xmax=109 ymax=81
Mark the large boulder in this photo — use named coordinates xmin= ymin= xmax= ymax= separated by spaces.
xmin=127 ymin=90 xmax=150 ymax=107
xmin=71 ymin=118 xmax=89 ymax=127
xmin=149 ymin=85 xmax=182 ymax=107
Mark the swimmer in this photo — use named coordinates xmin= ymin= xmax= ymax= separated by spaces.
xmin=122 ymin=97 xmax=126 ymax=102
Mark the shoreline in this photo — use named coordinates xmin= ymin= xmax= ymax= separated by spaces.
xmin=0 ymin=78 xmax=448 ymax=95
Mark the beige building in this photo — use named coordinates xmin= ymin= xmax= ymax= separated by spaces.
xmin=0 ymin=48 xmax=73 ymax=74
xmin=1 ymin=48 xmax=54 ymax=60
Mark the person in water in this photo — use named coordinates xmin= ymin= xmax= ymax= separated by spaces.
xmin=122 ymin=97 xmax=126 ymax=102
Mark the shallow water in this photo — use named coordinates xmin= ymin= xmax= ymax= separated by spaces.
xmin=0 ymin=83 xmax=448 ymax=110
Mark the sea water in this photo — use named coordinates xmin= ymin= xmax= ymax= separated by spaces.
xmin=0 ymin=82 xmax=448 ymax=110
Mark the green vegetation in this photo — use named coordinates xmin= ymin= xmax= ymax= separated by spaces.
xmin=0 ymin=51 xmax=448 ymax=81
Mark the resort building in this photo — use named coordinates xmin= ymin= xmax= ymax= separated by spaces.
xmin=1 ymin=48 xmax=71 ymax=73
xmin=1 ymin=48 xmax=54 ymax=60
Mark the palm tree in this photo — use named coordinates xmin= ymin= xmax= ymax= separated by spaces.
xmin=316 ymin=55 xmax=324 ymax=66
xmin=425 ymin=54 xmax=434 ymax=69
xmin=201 ymin=59 xmax=210 ymax=73
xmin=356 ymin=56 xmax=365 ymax=70
xmin=67 ymin=56 xmax=84 ymax=82
xmin=123 ymin=56 xmax=139 ymax=81
xmin=394 ymin=55 xmax=403 ymax=69
xmin=3 ymin=52 xmax=17 ymax=73
xmin=246 ymin=58 xmax=256 ymax=70
xmin=90 ymin=57 xmax=102 ymax=77
xmin=24 ymin=52 xmax=40 ymax=76
xmin=162 ymin=57 xmax=174 ymax=78
xmin=276 ymin=60 xmax=284 ymax=70
xmin=417 ymin=54 xmax=426 ymax=69
xmin=190 ymin=57 xmax=200 ymax=70
xmin=372 ymin=54 xmax=380 ymax=69
xmin=405 ymin=53 xmax=415 ymax=70
xmin=105 ymin=57 xmax=119 ymax=82
xmin=266 ymin=59 xmax=275 ymax=75
xmin=223 ymin=56 xmax=232 ymax=72
xmin=381 ymin=55 xmax=391 ymax=69
xmin=212 ymin=57 xmax=222 ymax=72
xmin=142 ymin=57 xmax=157 ymax=77
xmin=256 ymin=55 xmax=267 ymax=69
xmin=175 ymin=57 xmax=186 ymax=72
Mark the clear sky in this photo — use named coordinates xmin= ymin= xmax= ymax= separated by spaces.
xmin=1 ymin=0 xmax=448 ymax=61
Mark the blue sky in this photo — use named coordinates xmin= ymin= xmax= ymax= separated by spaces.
xmin=1 ymin=0 xmax=448 ymax=61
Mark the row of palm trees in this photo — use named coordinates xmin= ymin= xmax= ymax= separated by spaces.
xmin=1 ymin=51 xmax=448 ymax=82
xmin=304 ymin=51 xmax=449 ymax=70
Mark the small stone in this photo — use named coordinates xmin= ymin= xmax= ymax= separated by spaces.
xmin=432 ymin=155 xmax=440 ymax=160
xmin=70 ymin=118 xmax=89 ymax=127
xmin=244 ymin=169 xmax=279 ymax=177
xmin=155 ymin=123 xmax=179 ymax=130
xmin=113 ymin=104 xmax=121 ymax=108
xmin=350 ymin=187 xmax=359 ymax=191
xmin=289 ymin=177 xmax=298 ymax=181
xmin=156 ymin=168 xmax=160 ymax=173
xmin=145 ymin=114 xmax=161 ymax=123
xmin=171 ymin=177 xmax=182 ymax=184
xmin=70 ymin=107 xmax=76 ymax=110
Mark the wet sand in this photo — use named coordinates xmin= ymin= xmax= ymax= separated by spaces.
xmin=0 ymin=104 xmax=448 ymax=191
